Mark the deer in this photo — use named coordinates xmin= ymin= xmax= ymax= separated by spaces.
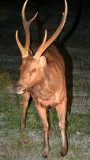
xmin=14 ymin=0 xmax=68 ymax=157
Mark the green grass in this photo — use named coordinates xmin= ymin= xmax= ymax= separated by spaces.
xmin=68 ymin=113 xmax=90 ymax=135
xmin=0 ymin=52 xmax=90 ymax=160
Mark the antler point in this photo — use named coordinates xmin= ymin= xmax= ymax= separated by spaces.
xmin=15 ymin=30 xmax=18 ymax=37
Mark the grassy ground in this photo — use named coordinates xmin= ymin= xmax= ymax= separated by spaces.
xmin=0 ymin=47 xmax=90 ymax=160
xmin=0 ymin=0 xmax=90 ymax=159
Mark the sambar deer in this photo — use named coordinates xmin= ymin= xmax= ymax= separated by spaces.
xmin=14 ymin=0 xmax=68 ymax=157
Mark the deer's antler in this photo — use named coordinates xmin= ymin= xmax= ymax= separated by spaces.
xmin=34 ymin=0 xmax=68 ymax=59
xmin=16 ymin=0 xmax=38 ymax=58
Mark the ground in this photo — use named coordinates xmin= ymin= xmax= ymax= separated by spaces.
xmin=0 ymin=0 xmax=90 ymax=159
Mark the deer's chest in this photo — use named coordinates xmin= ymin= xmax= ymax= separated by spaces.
xmin=29 ymin=85 xmax=58 ymax=108
xmin=37 ymin=95 xmax=58 ymax=108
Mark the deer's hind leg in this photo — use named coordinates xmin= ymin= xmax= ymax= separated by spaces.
xmin=56 ymin=101 xmax=68 ymax=156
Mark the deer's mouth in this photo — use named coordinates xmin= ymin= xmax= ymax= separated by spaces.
xmin=13 ymin=83 xmax=26 ymax=94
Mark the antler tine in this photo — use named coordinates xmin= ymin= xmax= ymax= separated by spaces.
xmin=15 ymin=30 xmax=28 ymax=58
xmin=34 ymin=29 xmax=47 ymax=59
xmin=34 ymin=0 xmax=68 ymax=59
xmin=29 ymin=12 xmax=38 ymax=25
xmin=22 ymin=0 xmax=38 ymax=50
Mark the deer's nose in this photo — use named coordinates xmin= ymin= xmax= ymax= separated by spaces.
xmin=13 ymin=83 xmax=25 ymax=94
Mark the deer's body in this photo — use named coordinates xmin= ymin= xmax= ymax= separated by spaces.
xmin=14 ymin=0 xmax=68 ymax=157
xmin=30 ymin=44 xmax=66 ymax=108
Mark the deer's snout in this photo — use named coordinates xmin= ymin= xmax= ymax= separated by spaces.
xmin=13 ymin=83 xmax=25 ymax=94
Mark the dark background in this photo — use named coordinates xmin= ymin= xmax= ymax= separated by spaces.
xmin=0 ymin=0 xmax=90 ymax=53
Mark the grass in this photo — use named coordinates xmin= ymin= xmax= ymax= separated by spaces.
xmin=0 ymin=48 xmax=90 ymax=160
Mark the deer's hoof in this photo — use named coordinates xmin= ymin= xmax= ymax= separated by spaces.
xmin=60 ymin=145 xmax=68 ymax=156
xmin=42 ymin=147 xmax=49 ymax=158
xmin=21 ymin=124 xmax=25 ymax=131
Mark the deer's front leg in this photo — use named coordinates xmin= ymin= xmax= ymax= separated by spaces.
xmin=35 ymin=104 xmax=49 ymax=158
xmin=21 ymin=91 xmax=30 ymax=130
xmin=56 ymin=100 xmax=68 ymax=156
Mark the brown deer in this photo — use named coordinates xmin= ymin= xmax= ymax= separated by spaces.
xmin=14 ymin=0 xmax=68 ymax=157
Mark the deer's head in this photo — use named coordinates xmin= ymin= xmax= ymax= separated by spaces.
xmin=14 ymin=0 xmax=67 ymax=94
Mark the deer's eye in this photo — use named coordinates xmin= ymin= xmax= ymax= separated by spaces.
xmin=30 ymin=68 xmax=36 ymax=75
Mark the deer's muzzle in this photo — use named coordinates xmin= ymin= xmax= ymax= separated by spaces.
xmin=13 ymin=83 xmax=25 ymax=94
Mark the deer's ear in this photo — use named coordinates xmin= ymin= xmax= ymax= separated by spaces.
xmin=40 ymin=56 xmax=47 ymax=67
